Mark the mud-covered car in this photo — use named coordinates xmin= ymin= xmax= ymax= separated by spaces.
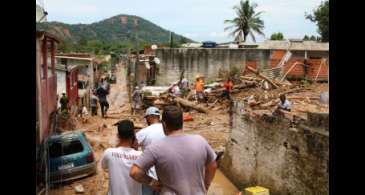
xmin=46 ymin=131 xmax=96 ymax=183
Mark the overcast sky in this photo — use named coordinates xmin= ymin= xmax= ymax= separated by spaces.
xmin=38 ymin=0 xmax=322 ymax=43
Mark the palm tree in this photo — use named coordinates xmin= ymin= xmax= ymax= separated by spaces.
xmin=224 ymin=0 xmax=265 ymax=43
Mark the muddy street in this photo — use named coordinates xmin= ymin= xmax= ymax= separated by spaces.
xmin=49 ymin=63 xmax=238 ymax=195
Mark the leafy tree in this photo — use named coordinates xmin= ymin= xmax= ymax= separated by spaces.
xmin=224 ymin=0 xmax=265 ymax=42
xmin=305 ymin=0 xmax=329 ymax=42
xmin=310 ymin=35 xmax=316 ymax=41
xmin=180 ymin=37 xmax=188 ymax=44
xmin=78 ymin=35 xmax=87 ymax=46
xmin=303 ymin=35 xmax=310 ymax=40
xmin=270 ymin=32 xmax=284 ymax=40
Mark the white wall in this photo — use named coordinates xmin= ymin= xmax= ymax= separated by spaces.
xmin=36 ymin=4 xmax=47 ymax=22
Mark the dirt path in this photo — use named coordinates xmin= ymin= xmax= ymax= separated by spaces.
xmin=49 ymin=62 xmax=135 ymax=195
xmin=49 ymin=62 xmax=238 ymax=195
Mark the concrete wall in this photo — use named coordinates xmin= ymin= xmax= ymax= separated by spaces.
xmin=220 ymin=100 xmax=329 ymax=195
xmin=155 ymin=48 xmax=271 ymax=85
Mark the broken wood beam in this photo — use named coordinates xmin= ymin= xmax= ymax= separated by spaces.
xmin=258 ymin=99 xmax=280 ymax=108
xmin=287 ymin=96 xmax=320 ymax=100
xmin=246 ymin=66 xmax=279 ymax=89
xmin=240 ymin=76 xmax=262 ymax=82
xmin=209 ymin=81 xmax=257 ymax=95
xmin=174 ymin=97 xmax=209 ymax=113
xmin=279 ymin=87 xmax=304 ymax=96
xmin=233 ymin=81 xmax=257 ymax=89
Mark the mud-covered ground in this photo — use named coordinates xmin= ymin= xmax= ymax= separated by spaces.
xmin=49 ymin=63 xmax=237 ymax=195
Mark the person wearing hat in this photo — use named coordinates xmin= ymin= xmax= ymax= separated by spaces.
xmin=101 ymin=120 xmax=143 ymax=195
xmin=59 ymin=91 xmax=69 ymax=112
xmin=136 ymin=106 xmax=165 ymax=195
xmin=195 ymin=75 xmax=206 ymax=103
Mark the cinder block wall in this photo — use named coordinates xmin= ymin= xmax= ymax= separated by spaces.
xmin=220 ymin=100 xmax=329 ymax=195
xmin=155 ymin=48 xmax=271 ymax=85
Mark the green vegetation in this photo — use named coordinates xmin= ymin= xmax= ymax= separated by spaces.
xmin=305 ymin=0 xmax=329 ymax=42
xmin=36 ymin=14 xmax=192 ymax=54
xmin=218 ymin=66 xmax=241 ymax=80
xmin=229 ymin=66 xmax=241 ymax=78
xmin=224 ymin=0 xmax=265 ymax=42
xmin=303 ymin=35 xmax=319 ymax=41
xmin=270 ymin=32 xmax=284 ymax=40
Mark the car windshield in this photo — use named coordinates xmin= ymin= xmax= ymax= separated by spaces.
xmin=49 ymin=139 xmax=84 ymax=158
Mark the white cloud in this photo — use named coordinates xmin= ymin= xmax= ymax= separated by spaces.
xmin=44 ymin=0 xmax=323 ymax=42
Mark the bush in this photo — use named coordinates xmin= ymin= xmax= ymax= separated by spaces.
xmin=229 ymin=66 xmax=240 ymax=77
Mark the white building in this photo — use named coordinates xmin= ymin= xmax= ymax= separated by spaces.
xmin=36 ymin=4 xmax=47 ymax=22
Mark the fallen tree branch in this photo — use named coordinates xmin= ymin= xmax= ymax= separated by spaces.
xmin=174 ymin=97 xmax=209 ymax=113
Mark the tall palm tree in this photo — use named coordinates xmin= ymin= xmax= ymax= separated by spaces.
xmin=224 ymin=0 xmax=265 ymax=43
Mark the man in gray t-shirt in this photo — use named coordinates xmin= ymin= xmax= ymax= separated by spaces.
xmin=130 ymin=106 xmax=217 ymax=195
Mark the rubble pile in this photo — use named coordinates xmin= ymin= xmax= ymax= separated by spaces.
xmin=139 ymin=70 xmax=328 ymax=123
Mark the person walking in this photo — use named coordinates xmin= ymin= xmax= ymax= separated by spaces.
xmin=59 ymin=91 xmax=69 ymax=112
xmin=103 ymin=77 xmax=111 ymax=95
xmin=130 ymin=105 xmax=217 ymax=195
xmin=97 ymin=84 xmax=109 ymax=118
xmin=179 ymin=78 xmax=189 ymax=97
xmin=136 ymin=107 xmax=166 ymax=195
xmin=101 ymin=120 xmax=142 ymax=195
xmin=90 ymin=90 xmax=99 ymax=116
xmin=132 ymin=86 xmax=142 ymax=115
xmin=221 ymin=78 xmax=233 ymax=100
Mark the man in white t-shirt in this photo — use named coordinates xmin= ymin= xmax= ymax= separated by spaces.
xmin=101 ymin=120 xmax=143 ymax=195
xmin=277 ymin=94 xmax=292 ymax=111
xmin=136 ymin=106 xmax=166 ymax=195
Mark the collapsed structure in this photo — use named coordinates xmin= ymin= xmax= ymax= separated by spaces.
xmin=127 ymin=41 xmax=329 ymax=194
xmin=154 ymin=40 xmax=328 ymax=85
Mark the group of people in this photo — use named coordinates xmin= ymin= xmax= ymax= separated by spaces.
xmin=195 ymin=75 xmax=233 ymax=103
xmin=101 ymin=105 xmax=217 ymax=195
xmin=94 ymin=73 xmax=292 ymax=195
xmin=58 ymin=77 xmax=111 ymax=118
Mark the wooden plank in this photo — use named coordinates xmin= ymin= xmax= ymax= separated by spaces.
xmin=246 ymin=66 xmax=280 ymax=89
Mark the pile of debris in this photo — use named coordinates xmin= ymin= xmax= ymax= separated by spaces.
xmin=139 ymin=66 xmax=329 ymax=121
xmin=56 ymin=112 xmax=78 ymax=132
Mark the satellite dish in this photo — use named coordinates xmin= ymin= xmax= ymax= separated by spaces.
xmin=151 ymin=44 xmax=158 ymax=50
xmin=154 ymin=57 xmax=160 ymax=64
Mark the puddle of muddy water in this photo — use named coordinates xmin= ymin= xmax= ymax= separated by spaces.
xmin=208 ymin=169 xmax=239 ymax=195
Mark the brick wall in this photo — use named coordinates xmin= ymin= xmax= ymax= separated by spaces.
xmin=283 ymin=59 xmax=328 ymax=81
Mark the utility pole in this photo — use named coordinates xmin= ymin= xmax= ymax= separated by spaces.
xmin=169 ymin=31 xmax=173 ymax=48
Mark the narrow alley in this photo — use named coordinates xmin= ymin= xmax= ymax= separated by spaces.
xmin=37 ymin=1 xmax=330 ymax=194
xmin=49 ymin=62 xmax=238 ymax=195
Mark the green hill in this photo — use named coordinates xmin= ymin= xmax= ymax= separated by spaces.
xmin=36 ymin=14 xmax=192 ymax=48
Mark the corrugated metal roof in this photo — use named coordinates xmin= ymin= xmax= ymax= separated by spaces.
xmin=257 ymin=40 xmax=329 ymax=51
xmin=36 ymin=30 xmax=61 ymax=43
